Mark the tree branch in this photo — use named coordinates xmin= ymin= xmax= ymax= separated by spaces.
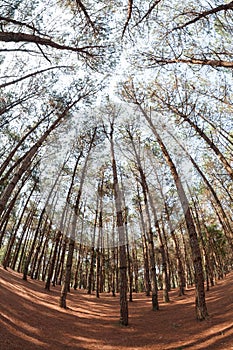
xmin=0 ymin=15 xmax=49 ymax=37
xmin=0 ymin=32 xmax=103 ymax=57
xmin=145 ymin=55 xmax=233 ymax=68
xmin=122 ymin=0 xmax=133 ymax=39
xmin=173 ymin=1 xmax=233 ymax=30
xmin=76 ymin=0 xmax=96 ymax=33
xmin=134 ymin=0 xmax=161 ymax=27
xmin=0 ymin=66 xmax=71 ymax=89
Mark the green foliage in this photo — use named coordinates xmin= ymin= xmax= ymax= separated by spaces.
xmin=207 ymin=224 xmax=226 ymax=247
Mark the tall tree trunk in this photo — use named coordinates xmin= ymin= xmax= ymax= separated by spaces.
xmin=0 ymin=99 xmax=82 ymax=218
xmin=3 ymin=182 xmax=36 ymax=269
xmin=110 ymin=219 xmax=116 ymax=297
xmin=109 ymin=122 xmax=128 ymax=326
xmin=150 ymin=158 xmax=186 ymax=294
xmin=127 ymin=128 xmax=159 ymax=310
xmin=22 ymin=169 xmax=61 ymax=281
xmin=137 ymin=195 xmax=150 ymax=296
xmin=120 ymin=173 xmax=133 ymax=302
xmin=87 ymin=200 xmax=98 ymax=294
xmin=30 ymin=215 xmax=50 ymax=279
xmin=17 ymin=215 xmax=35 ymax=273
xmin=148 ymin=191 xmax=170 ymax=302
xmin=152 ymin=93 xmax=233 ymax=180
xmin=0 ymin=162 xmax=37 ymax=235
xmin=138 ymin=103 xmax=208 ymax=320
xmin=73 ymin=211 xmax=85 ymax=290
xmin=22 ymin=207 xmax=46 ymax=280
xmin=60 ymin=128 xmax=96 ymax=308
xmin=45 ymin=230 xmax=62 ymax=290
xmin=0 ymin=112 xmax=51 ymax=180
xmin=34 ymin=230 xmax=50 ymax=280
xmin=168 ymin=130 xmax=233 ymax=237
xmin=11 ymin=206 xmax=36 ymax=270
xmin=46 ymin=151 xmax=83 ymax=290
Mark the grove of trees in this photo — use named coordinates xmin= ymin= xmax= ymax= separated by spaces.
xmin=0 ymin=0 xmax=232 ymax=327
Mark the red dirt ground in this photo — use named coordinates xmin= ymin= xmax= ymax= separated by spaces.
xmin=0 ymin=266 xmax=233 ymax=350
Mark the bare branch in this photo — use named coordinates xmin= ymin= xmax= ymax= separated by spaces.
xmin=0 ymin=31 xmax=104 ymax=57
xmin=173 ymin=1 xmax=233 ymax=30
xmin=0 ymin=15 xmax=49 ymax=37
xmin=76 ymin=0 xmax=96 ymax=33
xmin=0 ymin=66 xmax=71 ymax=89
xmin=122 ymin=0 xmax=133 ymax=39
xmin=134 ymin=0 xmax=161 ymax=27
xmin=145 ymin=54 xmax=233 ymax=68
xmin=35 ymin=43 xmax=51 ymax=62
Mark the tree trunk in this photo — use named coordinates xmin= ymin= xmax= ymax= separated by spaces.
xmin=22 ymin=208 xmax=46 ymax=280
xmin=60 ymin=128 xmax=96 ymax=308
xmin=152 ymin=93 xmax=233 ymax=180
xmin=0 ymin=99 xmax=82 ymax=218
xmin=139 ymin=104 xmax=208 ymax=320
xmin=3 ymin=182 xmax=36 ymax=269
xmin=127 ymin=129 xmax=159 ymax=310
xmin=109 ymin=123 xmax=128 ymax=326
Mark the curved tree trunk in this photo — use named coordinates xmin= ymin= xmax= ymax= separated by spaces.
xmin=0 ymin=112 xmax=51 ymax=180
xmin=167 ymin=129 xmax=233 ymax=238
xmin=3 ymin=182 xmax=36 ymax=269
xmin=137 ymin=103 xmax=208 ymax=320
xmin=156 ymin=97 xmax=233 ymax=180
xmin=0 ymin=99 xmax=82 ymax=218
xmin=60 ymin=128 xmax=97 ymax=308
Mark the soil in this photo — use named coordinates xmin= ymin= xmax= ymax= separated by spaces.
xmin=0 ymin=266 xmax=233 ymax=350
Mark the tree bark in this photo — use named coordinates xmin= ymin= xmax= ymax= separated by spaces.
xmin=136 ymin=102 xmax=208 ymax=320
xmin=109 ymin=123 xmax=128 ymax=326
xmin=60 ymin=128 xmax=96 ymax=308
xmin=0 ymin=99 xmax=84 ymax=218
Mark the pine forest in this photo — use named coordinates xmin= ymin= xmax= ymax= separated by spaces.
xmin=0 ymin=1 xmax=232 ymax=349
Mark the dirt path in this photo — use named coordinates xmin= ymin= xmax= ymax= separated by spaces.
xmin=0 ymin=266 xmax=233 ymax=350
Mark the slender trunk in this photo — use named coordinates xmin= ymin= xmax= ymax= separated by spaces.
xmin=57 ymin=237 xmax=68 ymax=285
xmin=3 ymin=183 xmax=36 ymax=269
xmin=138 ymin=206 xmax=150 ymax=296
xmin=17 ymin=216 xmax=35 ymax=273
xmin=0 ymin=99 xmax=81 ymax=218
xmin=11 ymin=207 xmax=35 ymax=270
xmin=148 ymin=191 xmax=170 ymax=302
xmin=132 ymin=242 xmax=139 ymax=293
xmin=46 ymin=152 xmax=82 ymax=290
xmin=127 ymin=130 xmax=158 ymax=309
xmin=22 ymin=178 xmax=59 ymax=280
xmin=73 ymin=214 xmax=85 ymax=290
xmin=30 ymin=215 xmax=50 ymax=279
xmin=168 ymin=131 xmax=233 ymax=237
xmin=0 ymin=113 xmax=51 ymax=180
xmin=109 ymin=124 xmax=128 ymax=326
xmin=45 ymin=230 xmax=62 ymax=290
xmin=0 ymin=165 xmax=36 ymax=232
xmin=110 ymin=220 xmax=116 ymax=297
xmin=139 ymin=105 xmax=208 ymax=320
xmin=22 ymin=208 xmax=46 ymax=280
xmin=34 ymin=231 xmax=50 ymax=280
xmin=154 ymin=94 xmax=233 ymax=180
xmin=88 ymin=194 xmax=99 ymax=294
xmin=161 ymin=222 xmax=172 ymax=291
xmin=42 ymin=239 xmax=54 ymax=281
xmin=121 ymin=173 xmax=133 ymax=302
xmin=60 ymin=128 xmax=96 ymax=308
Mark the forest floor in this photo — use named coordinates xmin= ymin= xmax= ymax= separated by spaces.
xmin=0 ymin=267 xmax=233 ymax=350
